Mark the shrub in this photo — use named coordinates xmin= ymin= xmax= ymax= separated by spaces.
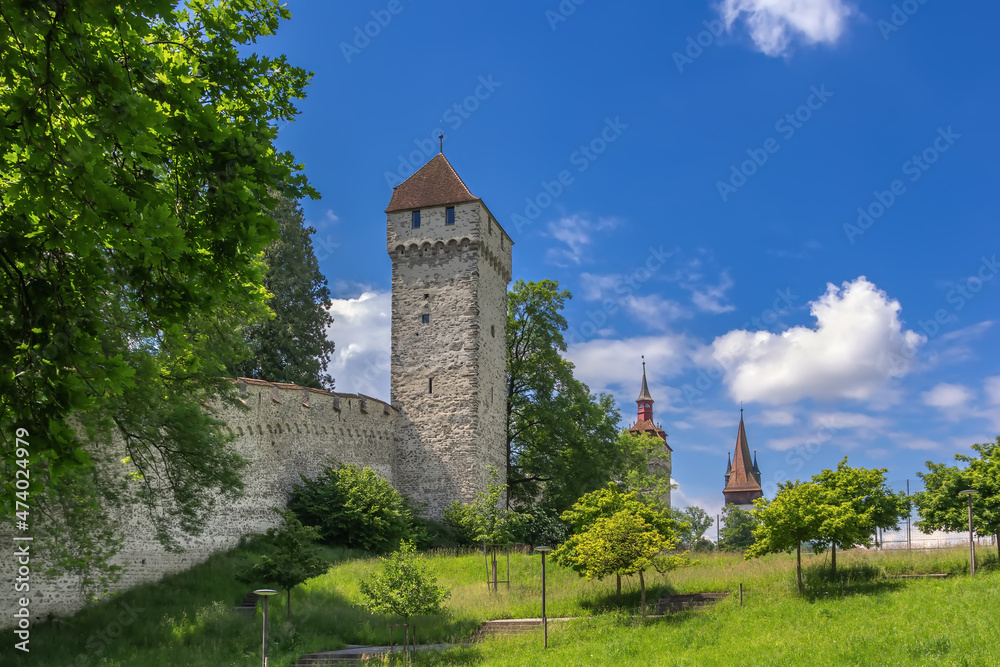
xmin=289 ymin=463 xmax=417 ymax=552
xmin=443 ymin=501 xmax=477 ymax=547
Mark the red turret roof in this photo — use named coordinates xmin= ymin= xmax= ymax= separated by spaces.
xmin=723 ymin=411 xmax=763 ymax=505
xmin=385 ymin=153 xmax=479 ymax=212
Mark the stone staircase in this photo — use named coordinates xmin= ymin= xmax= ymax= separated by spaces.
xmin=233 ymin=590 xmax=261 ymax=615
xmin=654 ymin=591 xmax=730 ymax=614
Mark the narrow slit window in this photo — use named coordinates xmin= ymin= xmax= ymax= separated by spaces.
xmin=411 ymin=210 xmax=421 ymax=228
xmin=428 ymin=378 xmax=433 ymax=394
xmin=445 ymin=207 xmax=455 ymax=225
xmin=491 ymin=325 xmax=495 ymax=338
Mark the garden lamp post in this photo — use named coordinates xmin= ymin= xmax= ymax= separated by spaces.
xmin=534 ymin=546 xmax=553 ymax=649
xmin=254 ymin=589 xmax=278 ymax=667
xmin=958 ymin=490 xmax=979 ymax=576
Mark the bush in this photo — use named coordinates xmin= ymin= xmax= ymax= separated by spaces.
xmin=289 ymin=464 xmax=417 ymax=552
xmin=512 ymin=505 xmax=567 ymax=547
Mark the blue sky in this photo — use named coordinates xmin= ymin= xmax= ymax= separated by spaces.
xmin=251 ymin=0 xmax=999 ymax=520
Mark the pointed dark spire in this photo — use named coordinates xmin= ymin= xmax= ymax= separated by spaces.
xmin=637 ymin=356 xmax=653 ymax=403
xmin=439 ymin=133 xmax=444 ymax=153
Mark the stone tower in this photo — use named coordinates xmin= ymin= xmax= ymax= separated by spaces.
xmin=386 ymin=152 xmax=512 ymax=518
xmin=627 ymin=358 xmax=672 ymax=507
xmin=723 ymin=409 xmax=763 ymax=509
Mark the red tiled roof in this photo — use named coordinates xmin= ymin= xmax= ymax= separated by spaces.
xmin=629 ymin=420 xmax=672 ymax=451
xmin=724 ymin=416 xmax=762 ymax=495
xmin=385 ymin=153 xmax=479 ymax=212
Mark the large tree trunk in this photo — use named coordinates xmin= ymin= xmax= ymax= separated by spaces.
xmin=796 ymin=540 xmax=803 ymax=594
xmin=639 ymin=570 xmax=646 ymax=616
xmin=831 ymin=543 xmax=837 ymax=579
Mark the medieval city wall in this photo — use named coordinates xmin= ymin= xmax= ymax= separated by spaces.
xmin=1 ymin=380 xmax=397 ymax=624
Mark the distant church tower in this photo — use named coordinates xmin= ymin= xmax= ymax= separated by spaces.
xmin=386 ymin=150 xmax=512 ymax=518
xmin=723 ymin=409 xmax=763 ymax=509
xmin=627 ymin=358 xmax=672 ymax=507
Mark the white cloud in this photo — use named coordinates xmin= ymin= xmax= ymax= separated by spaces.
xmin=544 ymin=215 xmax=620 ymax=266
xmin=985 ymin=376 xmax=1000 ymax=405
xmin=703 ymin=277 xmax=925 ymax=404
xmin=719 ymin=0 xmax=853 ymax=56
xmin=760 ymin=409 xmax=796 ymax=426
xmin=566 ymin=335 xmax=695 ymax=404
xmin=690 ymin=272 xmax=735 ymax=314
xmin=621 ymin=294 xmax=691 ymax=328
xmin=324 ymin=290 xmax=391 ymax=399
xmin=921 ymin=383 xmax=973 ymax=410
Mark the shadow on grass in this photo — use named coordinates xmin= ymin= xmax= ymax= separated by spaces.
xmin=577 ymin=578 xmax=679 ymax=615
xmin=800 ymin=562 xmax=906 ymax=601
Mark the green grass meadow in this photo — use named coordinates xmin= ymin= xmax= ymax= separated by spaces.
xmin=7 ymin=545 xmax=1000 ymax=666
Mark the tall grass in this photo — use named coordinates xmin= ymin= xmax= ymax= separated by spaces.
xmin=7 ymin=544 xmax=996 ymax=666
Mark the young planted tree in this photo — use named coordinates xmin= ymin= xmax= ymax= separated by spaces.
xmin=914 ymin=437 xmax=1000 ymax=559
xmin=554 ymin=483 xmax=685 ymax=598
xmin=237 ymin=510 xmax=328 ymax=618
xmin=746 ymin=482 xmax=828 ymax=593
xmin=811 ymin=458 xmax=910 ymax=577
xmin=719 ymin=503 xmax=757 ymax=552
xmin=506 ymin=280 xmax=623 ymax=514
xmin=359 ymin=541 xmax=451 ymax=651
xmin=570 ymin=509 xmax=683 ymax=615
xmin=0 ymin=0 xmax=314 ymax=582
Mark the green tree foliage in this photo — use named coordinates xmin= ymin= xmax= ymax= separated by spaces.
xmin=359 ymin=540 xmax=450 ymax=648
xmin=617 ymin=429 xmax=674 ymax=509
xmin=0 ymin=0 xmax=314 ymax=580
xmin=505 ymin=280 xmax=622 ymax=513
xmin=914 ymin=437 xmax=1000 ymax=559
xmin=553 ymin=483 xmax=687 ymax=602
xmin=289 ymin=464 xmax=418 ymax=552
xmin=719 ymin=503 xmax=757 ymax=552
xmin=746 ymin=481 xmax=828 ymax=593
xmin=237 ymin=510 xmax=328 ymax=618
xmin=234 ymin=195 xmax=335 ymax=389
xmin=570 ymin=510 xmax=678 ymax=615
xmin=670 ymin=505 xmax=715 ymax=551
xmin=810 ymin=458 xmax=909 ymax=577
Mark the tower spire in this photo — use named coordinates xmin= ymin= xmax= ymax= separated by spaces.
xmin=439 ymin=133 xmax=443 ymax=154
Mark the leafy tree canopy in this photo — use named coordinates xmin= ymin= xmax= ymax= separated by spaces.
xmin=809 ymin=458 xmax=909 ymax=575
xmin=914 ymin=436 xmax=1000 ymax=558
xmin=719 ymin=503 xmax=756 ymax=552
xmin=670 ymin=505 xmax=714 ymax=550
xmin=553 ymin=482 xmax=682 ymax=574
xmin=617 ymin=429 xmax=674 ymax=509
xmin=234 ymin=194 xmax=335 ymax=390
xmin=359 ymin=540 xmax=450 ymax=622
xmin=289 ymin=464 xmax=419 ymax=553
xmin=505 ymin=280 xmax=623 ymax=513
xmin=0 ymin=0 xmax=314 ymax=580
xmin=746 ymin=481 xmax=828 ymax=592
